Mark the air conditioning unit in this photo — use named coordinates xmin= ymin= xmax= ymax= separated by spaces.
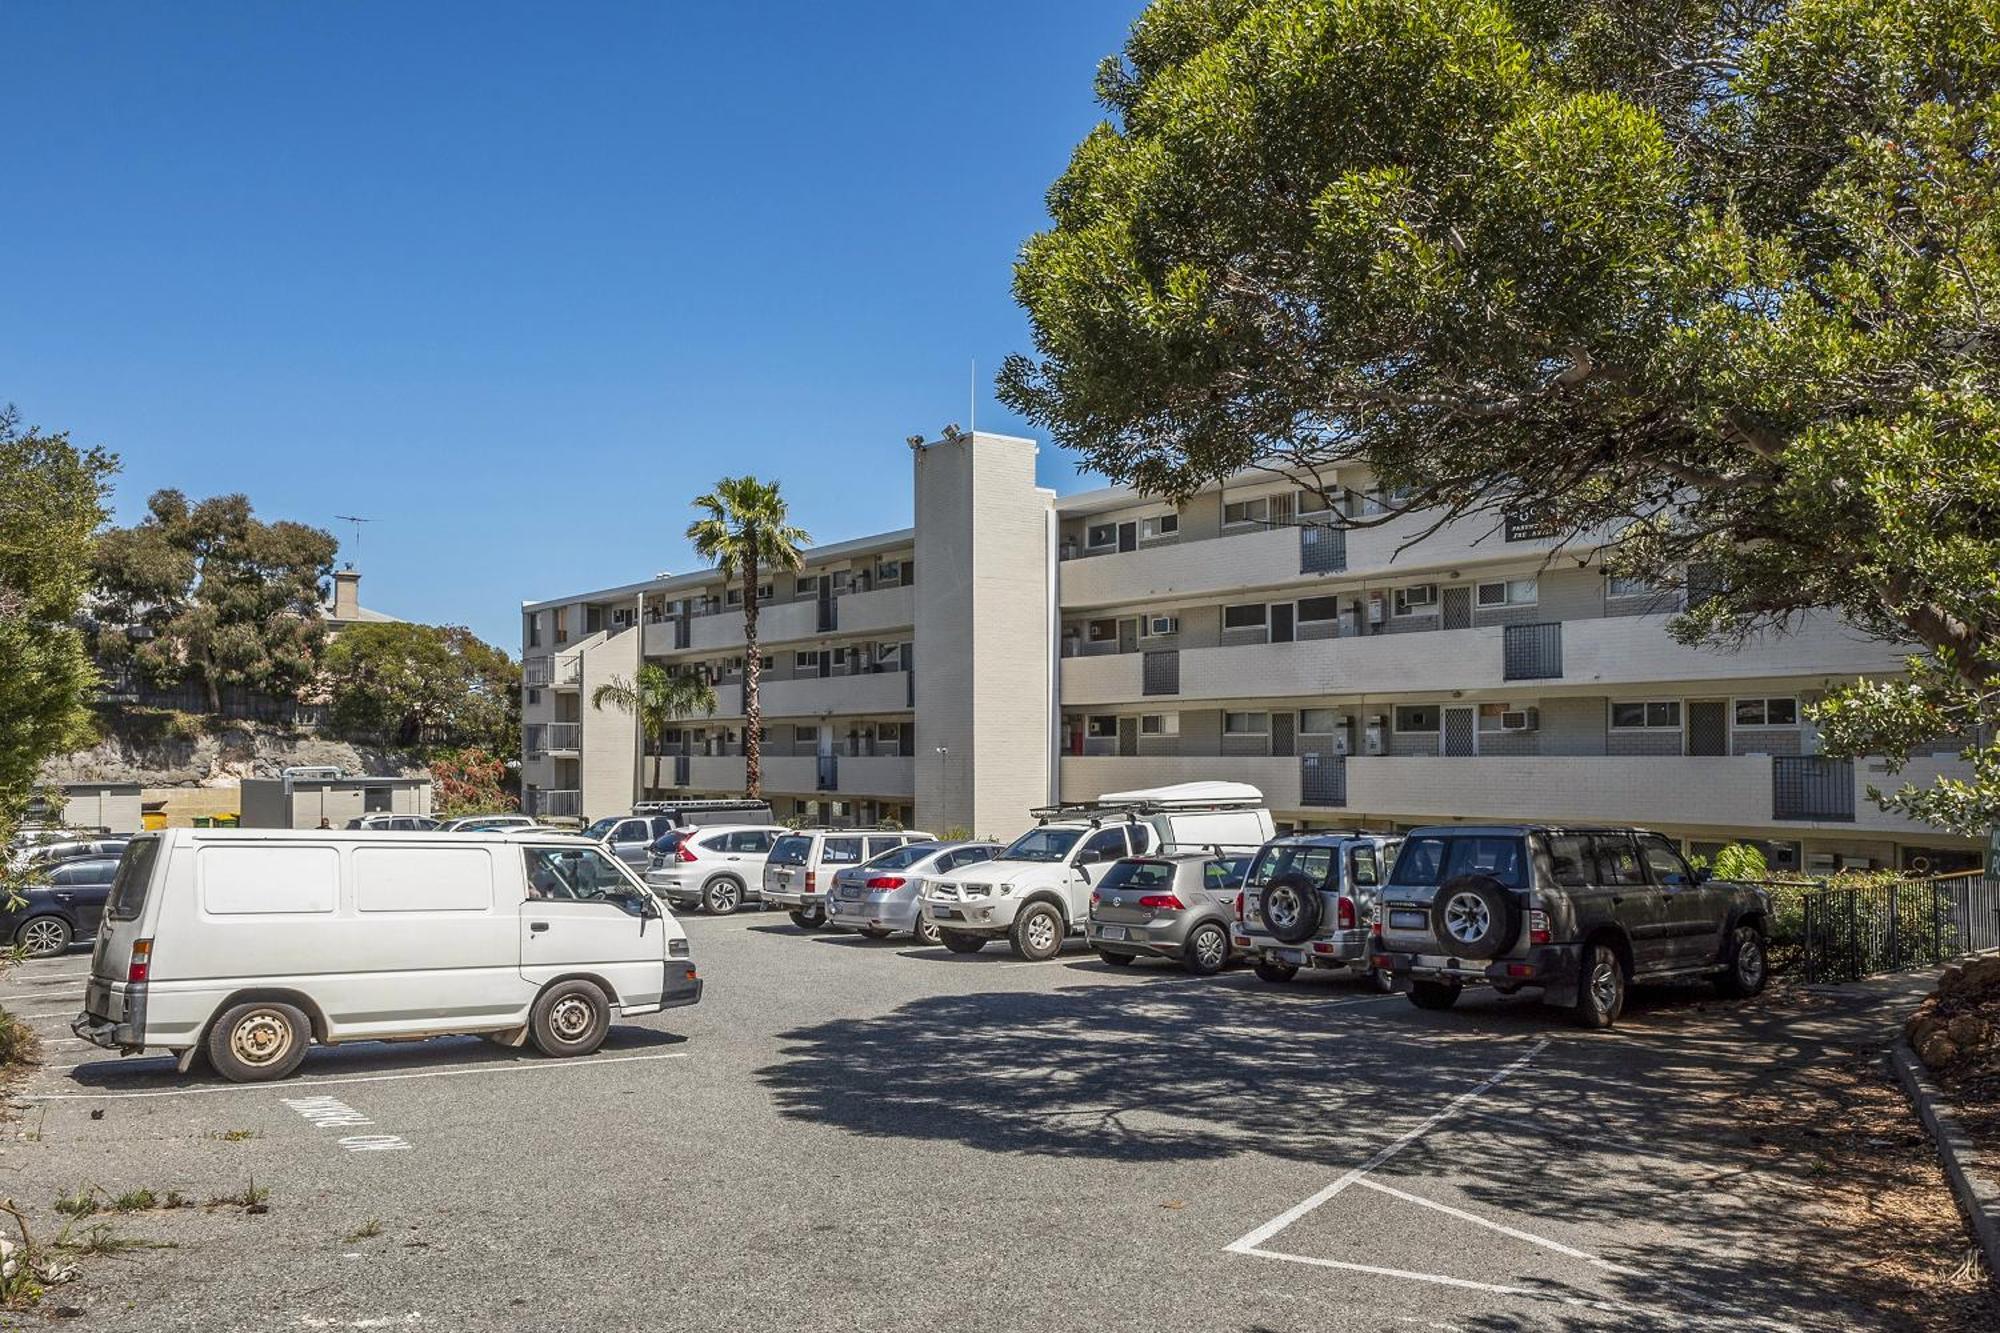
xmin=1500 ymin=708 xmax=1541 ymax=732
xmin=1149 ymin=616 xmax=1179 ymax=636
xmin=1367 ymin=596 xmax=1386 ymax=625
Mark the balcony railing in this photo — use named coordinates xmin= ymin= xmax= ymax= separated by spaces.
xmin=1502 ymin=622 xmax=1563 ymax=680
xmin=552 ymin=655 xmax=582 ymax=687
xmin=1773 ymin=756 xmax=1856 ymax=822
xmin=1301 ymin=753 xmax=1347 ymax=807
xmin=1142 ymin=650 xmax=1180 ymax=696
xmin=1299 ymin=523 xmax=1346 ymax=574
xmin=533 ymin=789 xmax=581 ymax=819
xmin=548 ymin=722 xmax=582 ymax=751
xmin=523 ymin=656 xmax=552 ymax=688
xmin=524 ymin=723 xmax=548 ymax=758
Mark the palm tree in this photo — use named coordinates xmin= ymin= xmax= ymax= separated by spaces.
xmin=590 ymin=663 xmax=718 ymax=801
xmin=686 ymin=477 xmax=809 ymax=799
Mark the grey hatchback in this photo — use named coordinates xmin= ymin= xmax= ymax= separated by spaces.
xmin=1085 ymin=852 xmax=1242 ymax=975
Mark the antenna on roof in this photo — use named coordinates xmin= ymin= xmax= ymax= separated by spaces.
xmin=334 ymin=515 xmax=374 ymax=565
xmin=969 ymin=358 xmax=976 ymax=438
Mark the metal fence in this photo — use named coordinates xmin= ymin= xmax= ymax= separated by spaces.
xmin=1799 ymin=870 xmax=2000 ymax=983
xmin=1299 ymin=523 xmax=1347 ymax=573
xmin=1142 ymin=650 xmax=1180 ymax=696
xmin=1300 ymin=753 xmax=1347 ymax=807
xmin=1772 ymin=756 xmax=1855 ymax=821
xmin=1501 ymin=622 xmax=1563 ymax=680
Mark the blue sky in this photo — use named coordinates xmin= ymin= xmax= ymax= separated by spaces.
xmin=2 ymin=2 xmax=1145 ymax=649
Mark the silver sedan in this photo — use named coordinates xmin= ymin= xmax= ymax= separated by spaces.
xmin=825 ymin=841 xmax=1001 ymax=942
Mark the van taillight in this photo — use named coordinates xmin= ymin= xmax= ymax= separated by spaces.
xmin=805 ymin=871 xmax=817 ymax=893
xmin=1337 ymin=896 xmax=1356 ymax=930
xmin=127 ymin=938 xmax=153 ymax=984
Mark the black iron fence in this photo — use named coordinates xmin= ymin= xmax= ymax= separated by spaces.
xmin=1142 ymin=649 xmax=1180 ymax=696
xmin=1797 ymin=871 xmax=1999 ymax=983
xmin=1299 ymin=523 xmax=1347 ymax=573
xmin=1501 ymin=622 xmax=1563 ymax=680
xmin=1300 ymin=753 xmax=1347 ymax=807
xmin=1771 ymin=756 xmax=1856 ymax=821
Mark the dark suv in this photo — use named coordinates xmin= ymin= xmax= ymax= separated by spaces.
xmin=1372 ymin=825 xmax=1770 ymax=1028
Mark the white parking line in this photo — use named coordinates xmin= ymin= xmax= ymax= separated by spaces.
xmin=1226 ymin=1038 xmax=1551 ymax=1253
xmin=1353 ymin=1178 xmax=1602 ymax=1263
xmin=20 ymin=1050 xmax=689 ymax=1101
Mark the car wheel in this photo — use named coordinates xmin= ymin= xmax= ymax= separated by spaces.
xmin=787 ymin=908 xmax=824 ymax=930
xmin=939 ymin=930 xmax=986 ymax=954
xmin=861 ymin=927 xmax=892 ymax=940
xmin=1715 ymin=924 xmax=1768 ymax=999
xmin=15 ymin=915 xmax=71 ymax=958
xmin=1573 ymin=942 xmax=1626 ymax=1029
xmin=1407 ymin=980 xmax=1461 ymax=1011
xmin=206 ymin=1000 xmax=312 ymax=1083
xmin=1253 ymin=960 xmax=1298 ymax=984
xmin=1183 ymin=923 xmax=1230 ymax=977
xmin=1258 ymin=874 xmax=1324 ymax=945
xmin=703 ymin=877 xmax=744 ymax=915
xmin=1430 ymin=875 xmax=1520 ymax=959
xmin=1096 ymin=949 xmax=1135 ymax=967
xmin=1010 ymin=904 xmax=1065 ymax=961
xmin=530 ymin=980 xmax=611 ymax=1058
xmin=912 ymin=916 xmax=942 ymax=947
xmin=1367 ymin=966 xmax=1395 ymax=994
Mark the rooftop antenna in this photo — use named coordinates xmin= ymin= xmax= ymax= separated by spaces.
xmin=969 ymin=359 xmax=976 ymax=437
xmin=334 ymin=514 xmax=373 ymax=567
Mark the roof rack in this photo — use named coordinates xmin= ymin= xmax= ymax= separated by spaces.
xmin=1029 ymin=781 xmax=1267 ymax=823
xmin=631 ymin=798 xmax=774 ymax=815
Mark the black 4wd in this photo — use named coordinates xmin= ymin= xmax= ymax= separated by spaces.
xmin=1372 ymin=825 xmax=1771 ymax=1028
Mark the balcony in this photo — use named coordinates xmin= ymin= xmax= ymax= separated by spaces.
xmin=546 ymin=722 xmax=581 ymax=752
xmin=523 ymin=656 xmax=552 ymax=688
xmin=1502 ymin=622 xmax=1563 ymax=681
xmin=836 ymin=583 xmax=916 ymax=636
xmin=1773 ymin=756 xmax=1855 ymax=822
xmin=835 ymin=755 xmax=917 ymax=799
xmin=551 ymin=654 xmax=582 ymax=689
xmin=1060 ymin=753 xmax=1973 ymax=836
xmin=1141 ymin=650 xmax=1180 ymax=696
xmin=697 ymin=670 xmax=913 ymax=719
xmin=524 ymin=723 xmax=547 ymax=758
xmin=533 ymin=789 xmax=581 ymax=819
xmin=687 ymin=598 xmax=820 ymax=653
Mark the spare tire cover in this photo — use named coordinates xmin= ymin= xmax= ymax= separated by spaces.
xmin=1259 ymin=873 xmax=1325 ymax=945
xmin=1429 ymin=874 xmax=1521 ymax=960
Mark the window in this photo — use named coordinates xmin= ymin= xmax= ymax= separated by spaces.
xmin=1637 ymin=833 xmax=1696 ymax=886
xmin=1476 ymin=578 xmax=1538 ymax=607
xmin=1590 ymin=835 xmax=1648 ymax=887
xmin=1297 ymin=596 xmax=1340 ymax=623
xmin=1078 ymin=827 xmax=1131 ymax=865
xmin=526 ymin=614 xmax=541 ymax=648
xmin=1222 ymin=497 xmax=1269 ymax=526
xmin=106 ymin=838 xmax=160 ymax=922
xmin=1349 ymin=846 xmax=1381 ymax=887
xmin=553 ymin=607 xmax=569 ymax=642
xmin=1222 ymin=603 xmax=1268 ymax=631
xmin=1086 ymin=619 xmax=1119 ymax=642
xmin=1087 ymin=523 xmax=1118 ymax=548
xmin=730 ymin=830 xmax=775 ymax=854
xmin=1224 ymin=711 xmax=1269 ymax=735
xmin=1086 ymin=715 xmax=1118 ymax=738
xmin=1734 ymin=697 xmax=1799 ymax=727
xmin=795 ymin=725 xmax=819 ymax=744
xmin=1299 ymin=709 xmax=1340 ymax=734
xmin=525 ymin=846 xmax=637 ymax=901
xmin=1247 ymin=844 xmax=1334 ymax=888
xmin=1393 ymin=584 xmax=1438 ymax=615
xmin=820 ymin=837 xmax=864 ymax=865
xmin=1139 ymin=714 xmax=1178 ymax=735
xmin=526 ymin=688 xmax=541 ymax=707
xmin=1610 ymin=700 xmax=1682 ymax=729
xmin=864 ymin=835 xmax=903 ymax=859
xmin=795 ymin=651 xmax=820 ymax=672
xmin=1394 ymin=705 xmax=1440 ymax=733
xmin=1544 ymin=833 xmax=1591 ymax=888
xmin=1390 ymin=836 xmax=1528 ymax=889
xmin=1297 ymin=488 xmax=1332 ymax=515
xmin=1140 ymin=513 xmax=1179 ymax=539
xmin=1607 ymin=574 xmax=1658 ymax=598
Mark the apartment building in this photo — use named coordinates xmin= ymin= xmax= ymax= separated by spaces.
xmin=522 ymin=432 xmax=1982 ymax=875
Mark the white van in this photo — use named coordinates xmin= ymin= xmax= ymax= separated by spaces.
xmin=71 ymin=828 xmax=700 ymax=1083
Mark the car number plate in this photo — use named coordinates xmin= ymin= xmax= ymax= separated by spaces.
xmin=1389 ymin=909 xmax=1429 ymax=930
xmin=1098 ymin=925 xmax=1127 ymax=941
xmin=1275 ymin=949 xmax=1304 ymax=965
xmin=933 ymin=907 xmax=957 ymax=920
xmin=839 ymin=885 xmax=862 ymax=899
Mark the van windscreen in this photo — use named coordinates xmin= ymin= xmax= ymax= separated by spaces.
xmin=105 ymin=838 xmax=160 ymax=922
xmin=767 ymin=834 xmax=811 ymax=867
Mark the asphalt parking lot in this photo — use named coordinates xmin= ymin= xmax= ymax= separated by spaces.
xmin=0 ymin=914 xmax=1985 ymax=1331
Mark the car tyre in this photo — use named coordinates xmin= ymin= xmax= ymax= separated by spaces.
xmin=912 ymin=916 xmax=942 ymax=947
xmin=788 ymin=907 xmax=825 ymax=929
xmin=860 ymin=927 xmax=892 ymax=940
xmin=1182 ymin=922 xmax=1230 ymax=977
xmin=1573 ymin=942 xmax=1626 ymax=1029
xmin=702 ymin=876 xmax=744 ymax=916
xmin=15 ymin=915 xmax=71 ymax=959
xmin=1253 ymin=960 xmax=1298 ymax=984
xmin=1010 ymin=903 xmax=1065 ymax=961
xmin=1715 ymin=924 xmax=1768 ymax=999
xmin=530 ymin=979 xmax=611 ymax=1058
xmin=1096 ymin=949 xmax=1135 ymax=967
xmin=939 ymin=930 xmax=986 ymax=954
xmin=1259 ymin=874 xmax=1324 ymax=945
xmin=1430 ymin=875 xmax=1521 ymax=960
xmin=206 ymin=1000 xmax=312 ymax=1083
xmin=1407 ymin=980 xmax=1461 ymax=1011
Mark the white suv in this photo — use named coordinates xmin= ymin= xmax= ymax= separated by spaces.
xmin=920 ymin=784 xmax=1275 ymax=961
xmin=643 ymin=825 xmax=787 ymax=915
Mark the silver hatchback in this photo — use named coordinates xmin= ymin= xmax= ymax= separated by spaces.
xmin=825 ymin=841 xmax=1001 ymax=942
xmin=1085 ymin=852 xmax=1243 ymax=975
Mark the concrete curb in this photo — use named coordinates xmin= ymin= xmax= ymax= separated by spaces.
xmin=1889 ymin=1040 xmax=2000 ymax=1287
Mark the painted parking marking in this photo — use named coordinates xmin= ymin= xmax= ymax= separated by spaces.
xmin=22 ymin=1049 xmax=689 ymax=1101
xmin=283 ymin=1094 xmax=416 ymax=1152
xmin=1351 ymin=1177 xmax=1604 ymax=1264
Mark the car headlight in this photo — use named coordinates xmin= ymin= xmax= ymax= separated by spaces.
xmin=994 ymin=883 xmax=1014 ymax=897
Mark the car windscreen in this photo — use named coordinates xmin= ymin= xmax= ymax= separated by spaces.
xmin=1390 ymin=835 xmax=1528 ymax=890
xmin=996 ymin=827 xmax=1082 ymax=862
xmin=1096 ymin=860 xmax=1176 ymax=891
xmin=863 ymin=843 xmax=935 ymax=872
xmin=1246 ymin=844 xmax=1335 ymax=888
xmin=105 ymin=839 xmax=160 ymax=922
xmin=767 ymin=834 xmax=812 ymax=867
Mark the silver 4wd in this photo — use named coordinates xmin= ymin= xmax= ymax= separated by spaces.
xmin=920 ymin=782 xmax=1275 ymax=961
xmin=1373 ymin=825 xmax=1772 ymax=1028
xmin=1235 ymin=833 xmax=1401 ymax=987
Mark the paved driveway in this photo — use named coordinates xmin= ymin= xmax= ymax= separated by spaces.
xmin=1 ymin=915 xmax=1989 ymax=1330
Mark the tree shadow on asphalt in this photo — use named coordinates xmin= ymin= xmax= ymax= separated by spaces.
xmin=59 ymin=1024 xmax=688 ymax=1090
xmin=758 ymin=971 xmax=1995 ymax=1332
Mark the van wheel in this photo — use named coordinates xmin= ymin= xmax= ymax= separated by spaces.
xmin=1010 ymin=904 xmax=1065 ymax=961
xmin=703 ymin=877 xmax=744 ymax=915
xmin=1407 ymin=980 xmax=1462 ymax=1011
xmin=939 ymin=931 xmax=985 ymax=954
xmin=1573 ymin=943 xmax=1626 ymax=1029
xmin=530 ymin=980 xmax=611 ymax=1058
xmin=1253 ymin=960 xmax=1298 ymax=984
xmin=15 ymin=916 xmax=71 ymax=958
xmin=1183 ymin=923 xmax=1230 ymax=977
xmin=912 ymin=916 xmax=942 ymax=947
xmin=207 ymin=1001 xmax=312 ymax=1083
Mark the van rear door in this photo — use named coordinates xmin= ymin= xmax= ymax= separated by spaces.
xmin=520 ymin=845 xmax=666 ymax=1008
xmin=84 ymin=835 xmax=166 ymax=1023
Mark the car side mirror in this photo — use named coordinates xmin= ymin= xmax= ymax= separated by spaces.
xmin=1692 ymin=868 xmax=1713 ymax=885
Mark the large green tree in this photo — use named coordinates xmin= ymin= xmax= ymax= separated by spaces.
xmin=687 ymin=477 xmax=809 ymax=799
xmin=0 ymin=405 xmax=116 ymax=801
xmin=322 ymin=621 xmax=521 ymax=751
xmin=591 ymin=662 xmax=718 ymax=800
xmin=1003 ymin=0 xmax=2000 ymax=835
xmin=92 ymin=489 xmax=337 ymax=712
